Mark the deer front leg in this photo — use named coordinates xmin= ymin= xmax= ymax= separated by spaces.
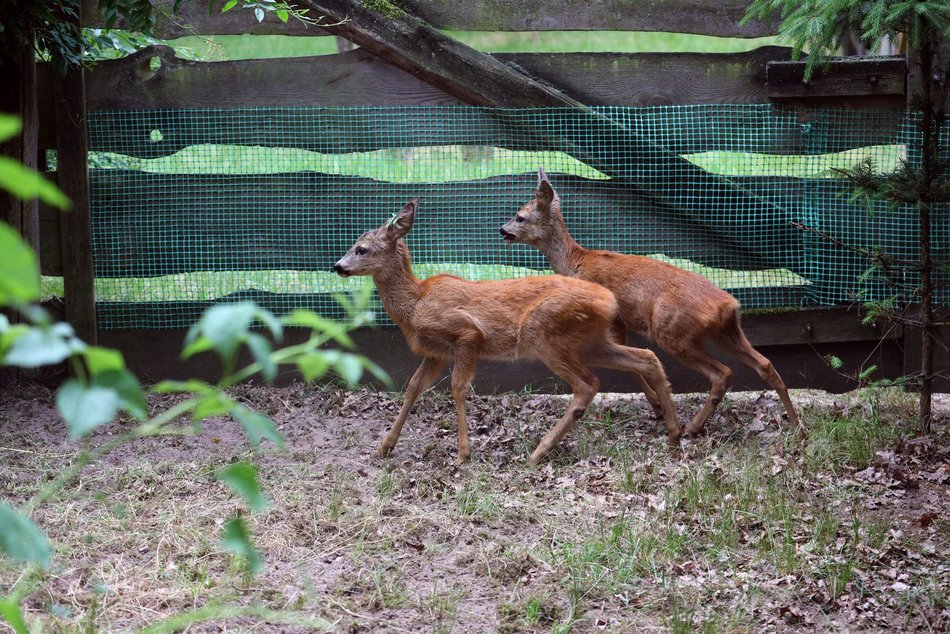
xmin=378 ymin=357 xmax=447 ymax=458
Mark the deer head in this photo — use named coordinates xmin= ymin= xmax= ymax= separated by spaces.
xmin=499 ymin=167 xmax=561 ymax=246
xmin=333 ymin=199 xmax=418 ymax=277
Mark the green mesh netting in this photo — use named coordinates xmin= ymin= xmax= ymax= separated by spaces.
xmin=76 ymin=105 xmax=948 ymax=329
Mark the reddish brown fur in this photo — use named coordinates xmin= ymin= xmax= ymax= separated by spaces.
xmin=334 ymin=200 xmax=680 ymax=465
xmin=500 ymin=169 xmax=800 ymax=435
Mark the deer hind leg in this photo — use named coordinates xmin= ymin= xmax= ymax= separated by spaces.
xmin=588 ymin=343 xmax=681 ymax=446
xmin=450 ymin=347 xmax=480 ymax=465
xmin=528 ymin=360 xmax=599 ymax=467
xmin=608 ymin=322 xmax=665 ymax=419
xmin=379 ymin=357 xmax=447 ymax=458
xmin=713 ymin=329 xmax=801 ymax=432
xmin=671 ymin=345 xmax=733 ymax=437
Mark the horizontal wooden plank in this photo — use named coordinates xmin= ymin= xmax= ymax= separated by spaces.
xmin=81 ymin=0 xmax=779 ymax=38
xmin=767 ymin=56 xmax=905 ymax=99
xmin=97 ymin=320 xmax=906 ymax=395
xmin=36 ymin=47 xmax=904 ymax=157
xmin=37 ymin=172 xmax=803 ymax=279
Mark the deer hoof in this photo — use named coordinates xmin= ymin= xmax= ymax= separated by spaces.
xmin=454 ymin=453 xmax=470 ymax=466
xmin=377 ymin=443 xmax=394 ymax=458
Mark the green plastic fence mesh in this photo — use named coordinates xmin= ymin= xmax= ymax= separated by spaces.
xmin=76 ymin=105 xmax=948 ymax=329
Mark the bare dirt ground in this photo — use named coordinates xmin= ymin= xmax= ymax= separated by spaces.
xmin=1 ymin=383 xmax=948 ymax=633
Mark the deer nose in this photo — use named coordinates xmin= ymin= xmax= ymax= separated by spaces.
xmin=333 ymin=262 xmax=348 ymax=276
xmin=499 ymin=226 xmax=514 ymax=240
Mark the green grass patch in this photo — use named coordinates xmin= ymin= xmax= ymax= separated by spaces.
xmin=169 ymin=32 xmax=779 ymax=62
xmin=686 ymin=145 xmax=906 ymax=178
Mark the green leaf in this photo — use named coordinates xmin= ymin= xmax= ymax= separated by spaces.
xmin=3 ymin=327 xmax=74 ymax=368
xmin=221 ymin=0 xmax=238 ymax=11
xmin=0 ymin=594 xmax=29 ymax=634
xmin=360 ymin=356 xmax=393 ymax=388
xmin=221 ymin=516 xmax=261 ymax=575
xmin=254 ymin=6 xmax=265 ymax=22
xmin=0 ymin=157 xmax=70 ymax=210
xmin=192 ymin=391 xmax=234 ymax=421
xmin=83 ymin=346 xmax=126 ymax=374
xmin=217 ymin=462 xmax=270 ymax=512
xmin=333 ymin=353 xmax=364 ymax=387
xmin=283 ymin=309 xmax=353 ymax=347
xmin=276 ymin=8 xmax=289 ymax=22
xmin=231 ymin=405 xmax=283 ymax=448
xmin=296 ymin=352 xmax=329 ymax=382
xmin=0 ymin=115 xmax=22 ymax=143
xmin=246 ymin=333 xmax=276 ymax=383
xmin=94 ymin=369 xmax=147 ymax=419
xmin=56 ymin=379 xmax=123 ymax=439
xmin=0 ymin=501 xmax=52 ymax=566
xmin=0 ymin=222 xmax=40 ymax=306
xmin=858 ymin=364 xmax=879 ymax=382
xmin=824 ymin=354 xmax=844 ymax=370
xmin=186 ymin=302 xmax=256 ymax=362
xmin=180 ymin=335 xmax=215 ymax=360
xmin=152 ymin=379 xmax=214 ymax=394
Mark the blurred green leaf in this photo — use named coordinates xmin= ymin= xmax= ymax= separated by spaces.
xmin=3 ymin=326 xmax=78 ymax=368
xmin=0 ymin=223 xmax=41 ymax=306
xmin=152 ymin=379 xmax=214 ymax=394
xmin=283 ymin=309 xmax=353 ymax=348
xmin=0 ymin=594 xmax=29 ymax=634
xmin=192 ymin=391 xmax=234 ymax=421
xmin=180 ymin=335 xmax=214 ymax=360
xmin=0 ymin=501 xmax=52 ymax=566
xmin=360 ymin=356 xmax=393 ymax=388
xmin=217 ymin=462 xmax=269 ymax=512
xmin=333 ymin=353 xmax=364 ymax=387
xmin=56 ymin=379 xmax=123 ymax=439
xmin=296 ymin=352 xmax=329 ymax=382
xmin=0 ymin=157 xmax=70 ymax=210
xmin=246 ymin=333 xmax=275 ymax=383
xmin=276 ymin=8 xmax=289 ymax=22
xmin=94 ymin=369 xmax=147 ymax=419
xmin=0 ymin=115 xmax=22 ymax=143
xmin=221 ymin=0 xmax=238 ymax=11
xmin=185 ymin=302 xmax=256 ymax=361
xmin=83 ymin=346 xmax=126 ymax=374
xmin=221 ymin=516 xmax=261 ymax=576
xmin=231 ymin=405 xmax=283 ymax=448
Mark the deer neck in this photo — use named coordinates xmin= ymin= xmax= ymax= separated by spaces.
xmin=372 ymin=240 xmax=423 ymax=329
xmin=539 ymin=213 xmax=584 ymax=276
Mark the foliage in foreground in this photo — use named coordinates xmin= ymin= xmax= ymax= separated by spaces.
xmin=0 ymin=113 xmax=387 ymax=631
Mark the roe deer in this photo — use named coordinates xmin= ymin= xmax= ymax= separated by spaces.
xmin=499 ymin=168 xmax=799 ymax=436
xmin=333 ymin=199 xmax=680 ymax=466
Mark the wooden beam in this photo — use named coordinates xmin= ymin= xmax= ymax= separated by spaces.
xmin=53 ymin=5 xmax=97 ymax=345
xmin=767 ymin=56 xmax=906 ymax=101
xmin=0 ymin=45 xmax=40 ymax=254
xmin=81 ymin=0 xmax=779 ymax=39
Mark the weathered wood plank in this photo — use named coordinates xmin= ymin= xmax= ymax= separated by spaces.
xmin=81 ymin=0 xmax=779 ymax=38
xmin=97 ymin=317 xmax=905 ymax=395
xmin=767 ymin=56 xmax=905 ymax=99
xmin=36 ymin=47 xmax=906 ymax=157
xmin=54 ymin=13 xmax=98 ymax=345
xmin=37 ymin=172 xmax=803 ymax=278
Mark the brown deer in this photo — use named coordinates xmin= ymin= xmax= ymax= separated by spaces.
xmin=499 ymin=168 xmax=799 ymax=436
xmin=333 ymin=199 xmax=680 ymax=466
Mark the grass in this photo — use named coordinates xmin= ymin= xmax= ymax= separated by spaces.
xmin=170 ymin=31 xmax=780 ymax=62
xmin=1 ymin=385 xmax=946 ymax=632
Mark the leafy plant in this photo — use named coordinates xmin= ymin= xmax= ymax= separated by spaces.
xmin=0 ymin=113 xmax=387 ymax=629
xmin=745 ymin=0 xmax=950 ymax=433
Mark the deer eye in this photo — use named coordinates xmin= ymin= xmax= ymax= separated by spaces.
xmin=355 ymin=246 xmax=368 ymax=256
xmin=515 ymin=216 xmax=526 ymax=223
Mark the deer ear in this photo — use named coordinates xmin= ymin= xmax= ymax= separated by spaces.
xmin=536 ymin=178 xmax=556 ymax=207
xmin=387 ymin=199 xmax=418 ymax=239
xmin=538 ymin=166 xmax=549 ymax=184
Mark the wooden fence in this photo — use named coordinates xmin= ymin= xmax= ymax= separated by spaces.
xmin=9 ymin=0 xmax=947 ymax=392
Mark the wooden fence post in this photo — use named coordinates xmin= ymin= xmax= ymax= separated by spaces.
xmin=53 ymin=6 xmax=97 ymax=345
